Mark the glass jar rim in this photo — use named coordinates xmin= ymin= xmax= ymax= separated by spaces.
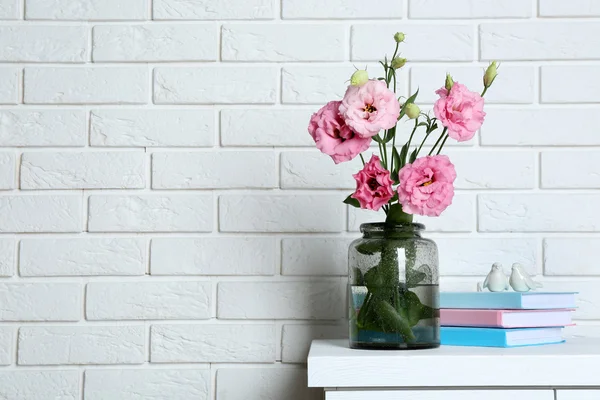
xmin=360 ymin=222 xmax=425 ymax=233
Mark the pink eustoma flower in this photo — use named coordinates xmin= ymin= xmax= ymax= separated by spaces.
xmin=433 ymin=82 xmax=485 ymax=142
xmin=308 ymin=100 xmax=371 ymax=164
xmin=339 ymin=80 xmax=400 ymax=138
xmin=397 ymin=155 xmax=456 ymax=217
xmin=351 ymin=155 xmax=394 ymax=211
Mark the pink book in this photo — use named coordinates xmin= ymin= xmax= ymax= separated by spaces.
xmin=440 ymin=308 xmax=573 ymax=328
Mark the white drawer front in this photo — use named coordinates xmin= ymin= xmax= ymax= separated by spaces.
xmin=557 ymin=390 xmax=600 ymax=400
xmin=326 ymin=390 xmax=554 ymax=400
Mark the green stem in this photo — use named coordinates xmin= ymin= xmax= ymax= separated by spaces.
xmin=416 ymin=132 xmax=431 ymax=156
xmin=436 ymin=134 xmax=449 ymax=155
xmin=428 ymin=127 xmax=447 ymax=156
xmin=481 ymin=86 xmax=489 ymax=97
xmin=391 ymin=43 xmax=399 ymax=61
xmin=390 ymin=130 xmax=398 ymax=173
xmin=359 ymin=153 xmax=365 ymax=165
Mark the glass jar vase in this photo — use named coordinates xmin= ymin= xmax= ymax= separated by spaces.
xmin=348 ymin=223 xmax=440 ymax=350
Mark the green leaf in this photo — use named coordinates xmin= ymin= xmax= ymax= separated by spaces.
xmin=397 ymin=290 xmax=423 ymax=327
xmin=399 ymin=143 xmax=409 ymax=169
xmin=372 ymin=135 xmax=383 ymax=144
xmin=343 ymin=194 xmax=361 ymax=208
xmin=376 ymin=299 xmax=416 ymax=342
xmin=409 ymin=148 xmax=418 ymax=164
xmin=391 ymin=146 xmax=401 ymax=181
xmin=352 ymin=267 xmax=365 ymax=286
xmin=383 ymin=126 xmax=396 ymax=143
xmin=405 ymin=88 xmax=419 ymax=105
xmin=385 ymin=204 xmax=413 ymax=225
xmin=406 ymin=270 xmax=427 ymax=289
xmin=354 ymin=241 xmax=381 ymax=256
xmin=427 ymin=122 xmax=439 ymax=134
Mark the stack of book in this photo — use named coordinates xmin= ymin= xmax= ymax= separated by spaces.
xmin=439 ymin=291 xmax=577 ymax=348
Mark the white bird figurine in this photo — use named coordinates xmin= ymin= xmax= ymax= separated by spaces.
xmin=509 ymin=263 xmax=543 ymax=292
xmin=482 ymin=262 xmax=510 ymax=292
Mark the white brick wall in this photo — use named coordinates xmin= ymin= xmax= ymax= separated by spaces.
xmin=2 ymin=2 xmax=600 ymax=399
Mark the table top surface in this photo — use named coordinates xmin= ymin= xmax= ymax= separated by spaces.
xmin=308 ymin=339 xmax=600 ymax=388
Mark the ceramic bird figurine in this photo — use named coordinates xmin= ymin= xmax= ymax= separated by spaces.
xmin=482 ymin=262 xmax=510 ymax=292
xmin=509 ymin=263 xmax=543 ymax=292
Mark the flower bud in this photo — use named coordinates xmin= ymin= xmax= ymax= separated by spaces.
xmin=445 ymin=73 xmax=454 ymax=91
xmin=391 ymin=57 xmax=407 ymax=70
xmin=483 ymin=61 xmax=499 ymax=88
xmin=394 ymin=32 xmax=405 ymax=43
xmin=350 ymin=69 xmax=369 ymax=86
xmin=404 ymin=103 xmax=420 ymax=119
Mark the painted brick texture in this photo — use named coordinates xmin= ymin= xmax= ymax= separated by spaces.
xmin=1 ymin=1 xmax=599 ymax=399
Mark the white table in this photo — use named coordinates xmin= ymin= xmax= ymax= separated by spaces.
xmin=308 ymin=339 xmax=600 ymax=399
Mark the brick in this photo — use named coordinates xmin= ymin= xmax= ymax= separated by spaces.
xmin=283 ymin=0 xmax=402 ymax=18
xmin=25 ymin=67 xmax=148 ymax=104
xmin=151 ymin=238 xmax=275 ymax=275
xmin=0 ymin=327 xmax=13 ymax=365
xmin=0 ymin=195 xmax=82 ymax=233
xmin=220 ymin=195 xmax=344 ymax=232
xmin=151 ymin=324 xmax=275 ymax=363
xmin=88 ymin=195 xmax=213 ymax=232
xmin=542 ymin=151 xmax=600 ymax=188
xmin=87 ymin=281 xmax=211 ymax=320
xmin=155 ymin=67 xmax=276 ymax=104
xmin=481 ymin=22 xmax=600 ymax=60
xmin=349 ymin=194 xmax=475 ymax=232
xmin=565 ymin=325 xmax=600 ymax=339
xmin=21 ymin=151 xmax=145 ymax=189
xmin=18 ymin=326 xmax=145 ymax=365
xmin=0 ymin=371 xmax=80 ymax=399
xmin=0 ymin=109 xmax=86 ymax=146
xmin=0 ymin=283 xmax=80 ymax=321
xmin=435 ymin=238 xmax=538 ymax=276
xmin=222 ymin=24 xmax=344 ymax=61
xmin=91 ymin=109 xmax=214 ymax=147
xmin=282 ymin=64 xmax=396 ymax=104
xmin=221 ymin=109 xmax=314 ymax=146
xmin=409 ymin=0 xmax=532 ymax=18
xmin=281 ymin=324 xmax=346 ymax=363
xmin=0 ymin=151 xmax=15 ymax=189
xmin=449 ymin=150 xmax=535 ymax=189
xmin=0 ymin=67 xmax=18 ymax=104
xmin=0 ymin=0 xmax=18 ymax=19
xmin=85 ymin=369 xmax=210 ymax=400
xmin=152 ymin=151 xmax=277 ymax=189
xmin=544 ymin=238 xmax=600 ymax=276
xmin=218 ymin=281 xmax=344 ymax=319
xmin=540 ymin=0 xmax=600 ymax=16
xmin=153 ymin=0 xmax=275 ymax=20
xmin=0 ymin=239 xmax=14 ymax=276
xmin=542 ymin=66 xmax=600 ymax=103
xmin=352 ymin=24 xmax=473 ymax=61
xmin=479 ymin=194 xmax=600 ymax=232
xmin=217 ymin=368 xmax=320 ymax=400
xmin=26 ymin=0 xmax=149 ymax=20
xmin=482 ymin=108 xmax=600 ymax=146
xmin=19 ymin=238 xmax=146 ymax=276
xmin=282 ymin=238 xmax=352 ymax=276
xmin=93 ymin=24 xmax=217 ymax=62
xmin=410 ymin=66 xmax=535 ymax=104
xmin=0 ymin=25 xmax=87 ymax=62
xmin=281 ymin=151 xmax=360 ymax=189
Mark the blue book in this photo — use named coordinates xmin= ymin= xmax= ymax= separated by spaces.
xmin=441 ymin=326 xmax=565 ymax=348
xmin=440 ymin=292 xmax=576 ymax=310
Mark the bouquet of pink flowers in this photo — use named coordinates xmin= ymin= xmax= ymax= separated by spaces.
xmin=308 ymin=32 xmax=498 ymax=224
